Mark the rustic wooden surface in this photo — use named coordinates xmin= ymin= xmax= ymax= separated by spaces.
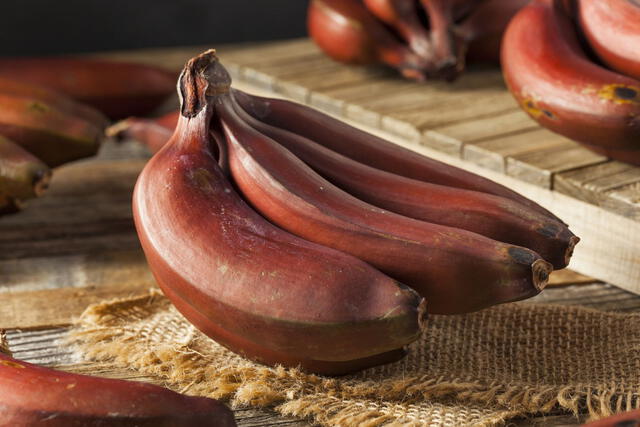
xmin=1 ymin=41 xmax=638 ymax=426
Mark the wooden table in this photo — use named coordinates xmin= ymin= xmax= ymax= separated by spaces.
xmin=2 ymin=41 xmax=639 ymax=426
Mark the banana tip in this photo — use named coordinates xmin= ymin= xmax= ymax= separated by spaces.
xmin=564 ymin=235 xmax=580 ymax=266
xmin=105 ymin=119 xmax=132 ymax=140
xmin=532 ymin=259 xmax=553 ymax=292
xmin=33 ymin=169 xmax=52 ymax=197
xmin=417 ymin=298 xmax=428 ymax=331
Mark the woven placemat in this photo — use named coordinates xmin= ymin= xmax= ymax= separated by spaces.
xmin=66 ymin=290 xmax=640 ymax=426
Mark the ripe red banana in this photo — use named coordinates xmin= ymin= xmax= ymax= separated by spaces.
xmin=0 ymin=136 xmax=50 ymax=214
xmin=230 ymin=98 xmax=577 ymax=269
xmin=362 ymin=0 xmax=434 ymax=61
xmin=0 ymin=76 xmax=108 ymax=129
xmin=231 ymin=89 xmax=563 ymax=222
xmin=107 ymin=115 xmax=176 ymax=154
xmin=119 ymin=102 xmax=576 ymax=269
xmin=0 ymin=57 xmax=177 ymax=119
xmin=0 ymin=352 xmax=236 ymax=426
xmin=0 ymin=92 xmax=103 ymax=167
xmin=309 ymin=0 xmax=528 ymax=80
xmin=501 ymin=0 xmax=640 ymax=165
xmin=215 ymin=83 xmax=552 ymax=315
xmin=307 ymin=0 xmax=432 ymax=81
xmin=576 ymin=0 xmax=640 ymax=80
xmin=133 ymin=50 xmax=425 ymax=374
xmin=457 ymin=0 xmax=531 ymax=63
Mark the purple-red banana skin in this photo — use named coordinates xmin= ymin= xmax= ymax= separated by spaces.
xmin=217 ymin=88 xmax=551 ymax=315
xmin=363 ymin=0 xmax=434 ymax=60
xmin=231 ymin=97 xmax=577 ymax=269
xmin=576 ymin=0 xmax=640 ymax=80
xmin=0 ymin=135 xmax=51 ymax=212
xmin=0 ymin=93 xmax=103 ymax=167
xmin=501 ymin=0 xmax=640 ymax=165
xmin=161 ymin=283 xmax=410 ymax=376
xmin=0 ymin=353 xmax=236 ymax=426
xmin=232 ymin=89 xmax=563 ymax=222
xmin=0 ymin=76 xmax=108 ymax=129
xmin=107 ymin=116 xmax=174 ymax=154
xmin=0 ymin=57 xmax=177 ymax=119
xmin=133 ymin=51 xmax=424 ymax=372
xmin=307 ymin=0 xmax=430 ymax=81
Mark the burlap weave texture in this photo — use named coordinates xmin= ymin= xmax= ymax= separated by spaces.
xmin=67 ymin=290 xmax=640 ymax=426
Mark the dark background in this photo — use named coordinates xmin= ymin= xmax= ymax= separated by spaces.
xmin=0 ymin=1 xmax=310 ymax=56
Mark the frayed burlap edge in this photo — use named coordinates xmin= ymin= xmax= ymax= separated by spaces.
xmin=67 ymin=290 xmax=640 ymax=426
xmin=0 ymin=330 xmax=10 ymax=356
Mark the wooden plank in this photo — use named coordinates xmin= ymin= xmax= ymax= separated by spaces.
xmin=607 ymin=182 xmax=640 ymax=221
xmin=382 ymin=93 xmax=518 ymax=142
xmin=273 ymin=63 xmax=388 ymax=104
xmin=548 ymin=269 xmax=598 ymax=287
xmin=507 ymin=143 xmax=607 ymax=188
xmin=0 ymin=249 xmax=153 ymax=294
xmin=462 ymin=128 xmax=569 ymax=175
xmin=555 ymin=162 xmax=640 ymax=220
xmin=309 ymin=75 xmax=412 ymax=117
xmin=0 ymin=282 xmax=155 ymax=330
xmin=422 ymin=110 xmax=539 ymax=157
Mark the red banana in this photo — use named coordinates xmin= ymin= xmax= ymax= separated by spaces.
xmin=0 ymin=136 xmax=51 ymax=214
xmin=576 ymin=0 xmax=640 ymax=80
xmin=0 ymin=352 xmax=236 ymax=426
xmin=232 ymin=89 xmax=563 ymax=222
xmin=310 ymin=0 xmax=528 ymax=80
xmin=362 ymin=0 xmax=435 ymax=60
xmin=107 ymin=115 xmax=175 ymax=154
xmin=0 ymin=57 xmax=177 ymax=119
xmin=0 ymin=92 xmax=103 ymax=167
xmin=217 ymin=85 xmax=552 ymax=315
xmin=133 ymin=50 xmax=425 ymax=374
xmin=501 ymin=0 xmax=640 ymax=165
xmin=307 ymin=0 xmax=432 ymax=81
xmin=0 ymin=76 xmax=108 ymax=129
xmin=230 ymin=97 xmax=577 ymax=269
xmin=458 ymin=0 xmax=531 ymax=63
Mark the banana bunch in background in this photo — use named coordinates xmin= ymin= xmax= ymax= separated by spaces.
xmin=307 ymin=0 xmax=530 ymax=81
xmin=132 ymin=50 xmax=579 ymax=375
xmin=0 ymin=58 xmax=177 ymax=214
xmin=502 ymin=0 xmax=640 ymax=165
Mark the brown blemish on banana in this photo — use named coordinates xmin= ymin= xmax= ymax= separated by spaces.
xmin=314 ymin=0 xmax=363 ymax=30
xmin=27 ymin=101 xmax=50 ymax=114
xmin=189 ymin=167 xmax=215 ymax=194
xmin=521 ymin=97 xmax=556 ymax=120
xmin=537 ymin=223 xmax=561 ymax=238
xmin=598 ymin=84 xmax=640 ymax=105
xmin=0 ymin=360 xmax=26 ymax=369
xmin=508 ymin=246 xmax=537 ymax=265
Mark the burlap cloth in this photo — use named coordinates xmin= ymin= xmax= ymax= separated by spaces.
xmin=65 ymin=290 xmax=640 ymax=426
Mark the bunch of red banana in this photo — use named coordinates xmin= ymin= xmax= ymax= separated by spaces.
xmin=132 ymin=50 xmax=578 ymax=375
xmin=0 ymin=334 xmax=236 ymax=426
xmin=502 ymin=0 xmax=640 ymax=165
xmin=0 ymin=58 xmax=177 ymax=214
xmin=0 ymin=57 xmax=177 ymax=120
xmin=0 ymin=77 xmax=107 ymax=213
xmin=307 ymin=0 xmax=530 ymax=81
